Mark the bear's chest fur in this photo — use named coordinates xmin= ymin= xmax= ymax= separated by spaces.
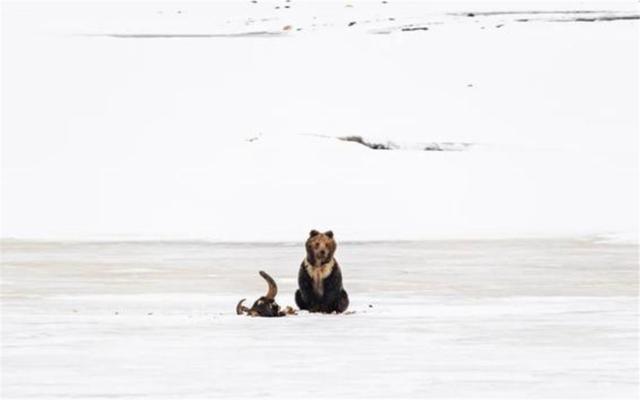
xmin=303 ymin=258 xmax=335 ymax=296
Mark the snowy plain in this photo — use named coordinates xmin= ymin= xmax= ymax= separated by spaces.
xmin=2 ymin=239 xmax=638 ymax=399
xmin=1 ymin=0 xmax=639 ymax=399
xmin=1 ymin=0 xmax=638 ymax=241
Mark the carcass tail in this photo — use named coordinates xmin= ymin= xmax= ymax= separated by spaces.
xmin=259 ymin=270 xmax=278 ymax=300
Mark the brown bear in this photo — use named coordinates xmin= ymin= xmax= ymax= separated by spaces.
xmin=295 ymin=230 xmax=349 ymax=313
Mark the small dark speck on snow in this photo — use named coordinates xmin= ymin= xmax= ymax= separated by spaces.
xmin=348 ymin=21 xmax=357 ymax=27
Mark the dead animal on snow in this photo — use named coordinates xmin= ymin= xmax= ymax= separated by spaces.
xmin=236 ymin=271 xmax=297 ymax=317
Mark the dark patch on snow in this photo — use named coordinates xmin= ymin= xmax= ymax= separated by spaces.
xmin=426 ymin=142 xmax=473 ymax=151
xmin=451 ymin=10 xmax=611 ymax=17
xmin=513 ymin=14 xmax=639 ymax=23
xmin=338 ymin=136 xmax=473 ymax=152
xmin=401 ymin=26 xmax=429 ymax=31
xmin=552 ymin=15 xmax=640 ymax=22
xmin=454 ymin=10 xmax=639 ymax=24
xmin=339 ymin=136 xmax=391 ymax=150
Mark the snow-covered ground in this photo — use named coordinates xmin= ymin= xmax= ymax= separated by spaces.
xmin=1 ymin=0 xmax=638 ymax=241
xmin=1 ymin=239 xmax=638 ymax=399
xmin=1 ymin=1 xmax=639 ymax=399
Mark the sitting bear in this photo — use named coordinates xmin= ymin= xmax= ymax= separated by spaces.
xmin=295 ymin=230 xmax=349 ymax=313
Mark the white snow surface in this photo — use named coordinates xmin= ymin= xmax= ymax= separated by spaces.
xmin=1 ymin=239 xmax=638 ymax=399
xmin=1 ymin=1 xmax=638 ymax=242
xmin=2 ymin=3 xmax=639 ymax=399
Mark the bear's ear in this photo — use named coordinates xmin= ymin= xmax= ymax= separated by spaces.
xmin=324 ymin=230 xmax=334 ymax=239
xmin=309 ymin=230 xmax=320 ymax=237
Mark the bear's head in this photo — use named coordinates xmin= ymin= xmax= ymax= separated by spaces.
xmin=305 ymin=229 xmax=336 ymax=266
